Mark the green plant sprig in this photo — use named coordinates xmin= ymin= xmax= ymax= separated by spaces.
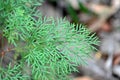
xmin=0 ymin=0 xmax=99 ymax=80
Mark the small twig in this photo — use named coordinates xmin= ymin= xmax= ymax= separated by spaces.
xmin=86 ymin=0 xmax=120 ymax=32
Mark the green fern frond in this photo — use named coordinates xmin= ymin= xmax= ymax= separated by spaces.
xmin=0 ymin=64 xmax=27 ymax=80
xmin=0 ymin=0 xmax=99 ymax=80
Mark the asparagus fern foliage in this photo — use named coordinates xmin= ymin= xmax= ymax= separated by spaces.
xmin=0 ymin=0 xmax=99 ymax=80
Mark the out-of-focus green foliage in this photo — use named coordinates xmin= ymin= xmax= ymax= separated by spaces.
xmin=78 ymin=1 xmax=93 ymax=14
xmin=66 ymin=3 xmax=79 ymax=23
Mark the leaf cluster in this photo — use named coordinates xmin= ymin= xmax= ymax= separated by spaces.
xmin=0 ymin=0 xmax=99 ymax=80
